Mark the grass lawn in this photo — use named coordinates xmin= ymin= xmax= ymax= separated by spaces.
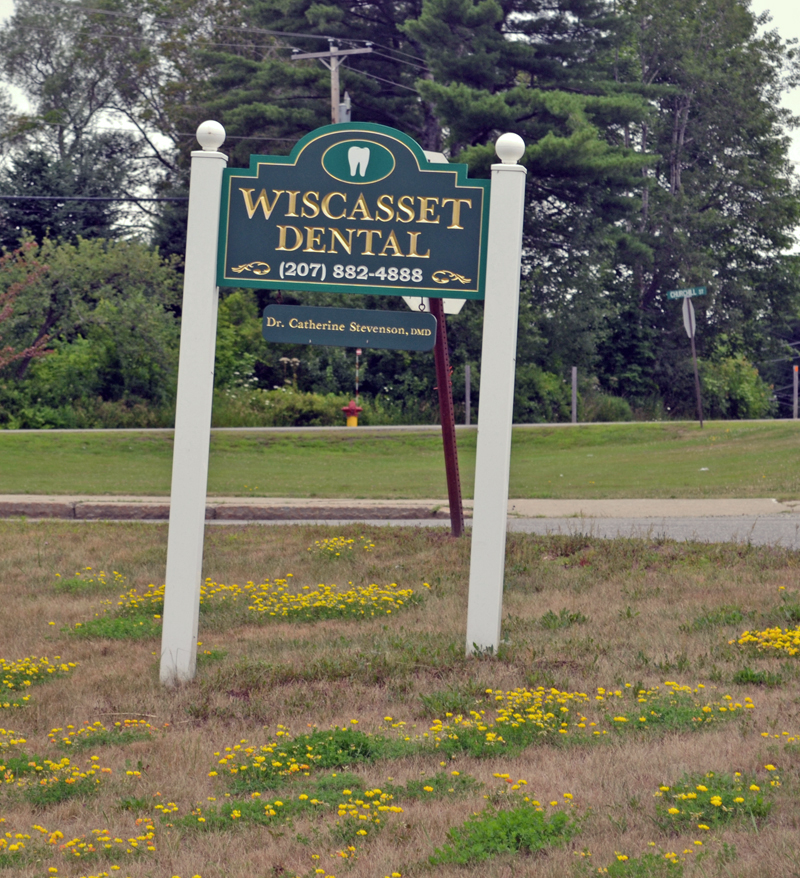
xmin=2 ymin=520 xmax=800 ymax=877
xmin=0 ymin=420 xmax=799 ymax=499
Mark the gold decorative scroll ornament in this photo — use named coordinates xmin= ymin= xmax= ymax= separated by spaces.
xmin=432 ymin=269 xmax=471 ymax=285
xmin=231 ymin=262 xmax=271 ymax=276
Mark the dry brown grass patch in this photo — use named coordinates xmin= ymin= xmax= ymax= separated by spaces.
xmin=2 ymin=521 xmax=800 ymax=877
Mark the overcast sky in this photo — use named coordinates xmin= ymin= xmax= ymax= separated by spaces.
xmin=750 ymin=0 xmax=800 ymax=169
xmin=1 ymin=0 xmax=798 ymax=165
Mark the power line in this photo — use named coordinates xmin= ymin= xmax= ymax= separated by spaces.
xmin=176 ymin=132 xmax=296 ymax=142
xmin=367 ymin=50 xmax=427 ymax=71
xmin=67 ymin=6 xmax=366 ymax=47
xmin=353 ymin=69 xmax=418 ymax=92
xmin=13 ymin=7 xmax=429 ymax=65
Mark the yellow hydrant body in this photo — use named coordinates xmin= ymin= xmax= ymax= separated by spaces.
xmin=342 ymin=399 xmax=363 ymax=427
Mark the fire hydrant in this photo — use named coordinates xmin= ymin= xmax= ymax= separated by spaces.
xmin=342 ymin=399 xmax=363 ymax=427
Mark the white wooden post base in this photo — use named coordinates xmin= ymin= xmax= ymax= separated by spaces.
xmin=465 ymin=133 xmax=527 ymax=655
xmin=160 ymin=122 xmax=227 ymax=685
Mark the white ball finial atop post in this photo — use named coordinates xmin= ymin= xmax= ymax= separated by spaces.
xmin=196 ymin=120 xmax=226 ymax=152
xmin=495 ymin=132 xmax=525 ymax=165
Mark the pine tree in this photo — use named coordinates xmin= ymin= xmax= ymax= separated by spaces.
xmin=601 ymin=0 xmax=800 ymax=409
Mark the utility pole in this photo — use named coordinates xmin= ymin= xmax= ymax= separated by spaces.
xmin=330 ymin=43 xmax=340 ymax=123
xmin=290 ymin=43 xmax=372 ymax=123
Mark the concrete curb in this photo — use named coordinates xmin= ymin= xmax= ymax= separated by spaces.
xmin=0 ymin=496 xmax=454 ymax=521
xmin=0 ymin=495 xmax=796 ymax=522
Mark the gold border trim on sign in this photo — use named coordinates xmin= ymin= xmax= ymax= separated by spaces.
xmin=432 ymin=270 xmax=472 ymax=285
xmin=232 ymin=262 xmax=271 ymax=276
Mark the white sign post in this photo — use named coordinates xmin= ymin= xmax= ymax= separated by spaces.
xmin=465 ymin=133 xmax=527 ymax=655
xmin=682 ymin=296 xmax=696 ymax=338
xmin=160 ymin=122 xmax=228 ymax=685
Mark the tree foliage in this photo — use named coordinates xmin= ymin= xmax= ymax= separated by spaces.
xmin=0 ymin=237 xmax=181 ymax=427
xmin=0 ymin=242 xmax=51 ymax=369
xmin=0 ymin=137 xmax=142 ymax=248
xmin=602 ymin=0 xmax=800 ymax=408
xmin=0 ymin=0 xmax=798 ymax=423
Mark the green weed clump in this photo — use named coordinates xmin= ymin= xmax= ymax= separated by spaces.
xmin=586 ymin=851 xmax=684 ymax=876
xmin=0 ymin=818 xmax=157 ymax=864
xmin=0 ymin=752 xmax=111 ymax=806
xmin=0 ymin=728 xmax=26 ymax=750
xmin=67 ymin=616 xmax=161 ymax=640
xmin=63 ymin=536 xmax=423 ymax=639
xmin=167 ymin=770 xmax=466 ymax=848
xmin=386 ymin=770 xmax=481 ymax=801
xmin=424 ymin=686 xmax=590 ymax=757
xmin=680 ymin=605 xmax=748 ymax=631
xmin=1 ymin=656 xmax=77 ymax=708
xmin=49 ymin=719 xmax=160 ymax=751
xmin=53 ymin=567 xmax=126 ymax=593
xmin=63 ymin=578 xmax=164 ymax=640
xmin=731 ymin=666 xmax=783 ymax=687
xmin=173 ymin=791 xmax=332 ymax=831
xmin=653 ymin=769 xmax=776 ymax=833
xmin=539 ymin=608 xmax=589 ymax=629
xmin=730 ymin=586 xmax=800 ymax=657
xmin=417 ymin=682 xmax=751 ymax=757
xmin=246 ymin=578 xmax=422 ymax=622
xmin=418 ymin=682 xmax=483 ymax=718
xmin=770 ymin=586 xmax=800 ymax=625
xmin=308 ymin=535 xmax=376 ymax=557
xmin=213 ymin=726 xmax=405 ymax=793
xmin=429 ymin=800 xmax=577 ymax=865
xmin=603 ymin=683 xmax=749 ymax=734
xmin=0 ymin=834 xmax=29 ymax=867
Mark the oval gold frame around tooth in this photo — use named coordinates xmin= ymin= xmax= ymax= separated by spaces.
xmin=321 ymin=139 xmax=396 ymax=185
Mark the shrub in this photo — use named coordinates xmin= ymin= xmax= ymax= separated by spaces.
xmin=212 ymin=385 xmax=349 ymax=427
xmin=513 ymin=364 xmax=572 ymax=422
xmin=701 ymin=355 xmax=775 ymax=419
xmin=211 ymin=385 xmax=435 ymax=427
xmin=584 ymin=392 xmax=634 ymax=422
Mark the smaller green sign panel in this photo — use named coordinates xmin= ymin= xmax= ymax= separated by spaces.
xmin=262 ymin=305 xmax=437 ymax=351
xmin=217 ymin=123 xmax=490 ymax=299
xmin=667 ymin=286 xmax=707 ymax=299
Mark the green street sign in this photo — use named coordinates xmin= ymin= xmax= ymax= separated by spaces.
xmin=217 ymin=123 xmax=490 ymax=299
xmin=262 ymin=304 xmax=437 ymax=351
xmin=667 ymin=286 xmax=707 ymax=299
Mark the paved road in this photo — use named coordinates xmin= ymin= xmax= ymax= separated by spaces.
xmin=3 ymin=495 xmax=799 ymax=548
xmin=221 ymin=515 xmax=800 ymax=549
xmin=505 ymin=515 xmax=800 ymax=548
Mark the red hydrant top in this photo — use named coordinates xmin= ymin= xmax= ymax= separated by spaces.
xmin=342 ymin=399 xmax=363 ymax=417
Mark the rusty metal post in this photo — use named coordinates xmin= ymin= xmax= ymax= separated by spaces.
xmin=430 ymin=296 xmax=464 ymax=537
xmin=690 ymin=330 xmax=704 ymax=429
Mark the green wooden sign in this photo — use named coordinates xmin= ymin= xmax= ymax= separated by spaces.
xmin=217 ymin=123 xmax=490 ymax=299
xmin=262 ymin=304 xmax=436 ymax=351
